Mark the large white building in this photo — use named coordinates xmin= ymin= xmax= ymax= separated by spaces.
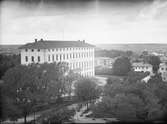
xmin=19 ymin=39 xmax=95 ymax=77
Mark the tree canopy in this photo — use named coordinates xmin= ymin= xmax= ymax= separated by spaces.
xmin=74 ymin=78 xmax=101 ymax=102
xmin=147 ymin=55 xmax=161 ymax=73
xmin=0 ymin=54 xmax=20 ymax=79
xmin=91 ymin=74 xmax=167 ymax=121
xmin=1 ymin=62 xmax=76 ymax=123
xmin=112 ymin=56 xmax=132 ymax=76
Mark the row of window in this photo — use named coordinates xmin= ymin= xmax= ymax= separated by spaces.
xmin=25 ymin=56 xmax=94 ymax=69
xmin=69 ymin=61 xmax=94 ymax=69
xmin=25 ymin=47 xmax=93 ymax=52
xmin=25 ymin=49 xmax=40 ymax=52
xmin=160 ymin=67 xmax=167 ymax=71
xmin=134 ymin=66 xmax=149 ymax=69
xmin=48 ymin=52 xmax=93 ymax=61
xmin=25 ymin=56 xmax=40 ymax=62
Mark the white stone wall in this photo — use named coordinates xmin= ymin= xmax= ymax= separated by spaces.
xmin=20 ymin=47 xmax=95 ymax=77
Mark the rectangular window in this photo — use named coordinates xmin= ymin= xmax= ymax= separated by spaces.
xmin=25 ymin=49 xmax=28 ymax=52
xmin=52 ymin=49 xmax=54 ymax=51
xmin=38 ymin=56 xmax=40 ymax=62
xmin=67 ymin=54 xmax=68 ymax=59
xmin=31 ymin=56 xmax=34 ymax=62
xmin=25 ymin=56 xmax=28 ymax=62
xmin=48 ymin=55 xmax=50 ymax=61
xmin=56 ymin=55 xmax=58 ymax=60
xmin=38 ymin=49 xmax=40 ymax=52
xmin=31 ymin=49 xmax=34 ymax=52
xmin=52 ymin=55 xmax=54 ymax=61
xmin=60 ymin=55 xmax=62 ymax=61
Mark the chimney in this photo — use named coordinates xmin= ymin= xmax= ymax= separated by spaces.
xmin=40 ymin=38 xmax=43 ymax=42
xmin=35 ymin=39 xmax=38 ymax=43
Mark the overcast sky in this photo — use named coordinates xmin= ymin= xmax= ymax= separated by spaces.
xmin=1 ymin=0 xmax=167 ymax=45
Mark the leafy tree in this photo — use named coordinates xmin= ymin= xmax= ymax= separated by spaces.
xmin=147 ymin=55 xmax=161 ymax=73
xmin=91 ymin=94 xmax=146 ymax=121
xmin=126 ymin=50 xmax=133 ymax=58
xmin=112 ymin=56 xmax=131 ymax=76
xmin=37 ymin=107 xmax=75 ymax=124
xmin=74 ymin=78 xmax=101 ymax=108
xmin=0 ymin=54 xmax=20 ymax=79
xmin=126 ymin=71 xmax=150 ymax=84
xmin=1 ymin=62 xmax=75 ymax=123
xmin=91 ymin=76 xmax=165 ymax=121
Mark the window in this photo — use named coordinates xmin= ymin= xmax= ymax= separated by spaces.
xmin=56 ymin=55 xmax=58 ymax=60
xmin=67 ymin=54 xmax=68 ymax=59
xmin=31 ymin=49 xmax=34 ymax=52
xmin=63 ymin=54 xmax=65 ymax=60
xmin=60 ymin=55 xmax=62 ymax=61
xmin=52 ymin=49 xmax=54 ymax=51
xmin=38 ymin=56 xmax=40 ymax=62
xmin=25 ymin=49 xmax=28 ymax=52
xmin=48 ymin=49 xmax=50 ymax=52
xmin=52 ymin=55 xmax=54 ymax=61
xmin=25 ymin=56 xmax=28 ymax=62
xmin=161 ymin=68 xmax=164 ymax=70
xmin=31 ymin=56 xmax=34 ymax=62
xmin=38 ymin=49 xmax=40 ymax=52
xmin=73 ymin=53 xmax=75 ymax=58
xmin=48 ymin=55 xmax=50 ymax=61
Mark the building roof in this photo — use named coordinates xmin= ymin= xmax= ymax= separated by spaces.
xmin=159 ymin=62 xmax=167 ymax=67
xmin=19 ymin=39 xmax=95 ymax=49
xmin=132 ymin=62 xmax=152 ymax=67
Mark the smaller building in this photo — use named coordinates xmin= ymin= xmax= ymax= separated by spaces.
xmin=160 ymin=56 xmax=167 ymax=63
xmin=95 ymin=57 xmax=115 ymax=68
xmin=132 ymin=62 xmax=153 ymax=73
xmin=158 ymin=63 xmax=167 ymax=82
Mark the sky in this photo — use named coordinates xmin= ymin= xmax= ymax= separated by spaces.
xmin=1 ymin=0 xmax=167 ymax=45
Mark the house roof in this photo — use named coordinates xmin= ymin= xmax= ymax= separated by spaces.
xmin=19 ymin=39 xmax=95 ymax=49
xmin=159 ymin=62 xmax=167 ymax=67
xmin=132 ymin=62 xmax=152 ymax=67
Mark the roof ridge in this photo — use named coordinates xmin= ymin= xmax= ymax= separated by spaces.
xmin=19 ymin=40 xmax=95 ymax=49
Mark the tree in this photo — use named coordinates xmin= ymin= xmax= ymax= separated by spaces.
xmin=126 ymin=71 xmax=150 ymax=84
xmin=1 ymin=62 xmax=75 ymax=123
xmin=37 ymin=107 xmax=75 ymax=124
xmin=112 ymin=56 xmax=131 ymax=76
xmin=74 ymin=78 xmax=101 ymax=108
xmin=91 ymin=94 xmax=146 ymax=121
xmin=0 ymin=54 xmax=20 ymax=79
xmin=147 ymin=55 xmax=161 ymax=73
xmin=91 ymin=76 xmax=164 ymax=121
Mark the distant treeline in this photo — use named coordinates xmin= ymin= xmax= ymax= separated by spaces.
xmin=95 ymin=49 xmax=134 ymax=58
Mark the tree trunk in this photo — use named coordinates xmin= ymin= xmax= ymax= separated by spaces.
xmin=24 ymin=114 xmax=27 ymax=124
xmin=34 ymin=111 xmax=35 ymax=124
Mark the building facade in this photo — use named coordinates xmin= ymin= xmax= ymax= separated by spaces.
xmin=95 ymin=57 xmax=115 ymax=68
xmin=158 ymin=63 xmax=167 ymax=82
xmin=19 ymin=39 xmax=95 ymax=77
xmin=132 ymin=62 xmax=153 ymax=73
